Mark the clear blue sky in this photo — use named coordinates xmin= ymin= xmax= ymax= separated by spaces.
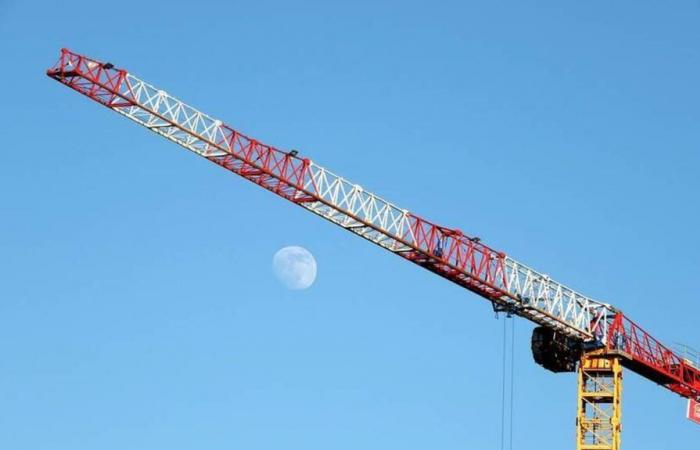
xmin=1 ymin=1 xmax=699 ymax=449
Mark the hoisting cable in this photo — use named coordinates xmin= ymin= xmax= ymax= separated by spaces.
xmin=499 ymin=312 xmax=516 ymax=450
xmin=509 ymin=317 xmax=515 ymax=450
xmin=500 ymin=316 xmax=507 ymax=450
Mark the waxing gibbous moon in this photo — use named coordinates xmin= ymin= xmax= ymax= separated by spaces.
xmin=272 ymin=246 xmax=317 ymax=290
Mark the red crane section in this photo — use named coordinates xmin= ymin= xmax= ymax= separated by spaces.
xmin=46 ymin=48 xmax=700 ymax=402
xmin=608 ymin=314 xmax=700 ymax=399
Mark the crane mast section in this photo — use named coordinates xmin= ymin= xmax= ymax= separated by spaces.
xmin=46 ymin=49 xmax=700 ymax=401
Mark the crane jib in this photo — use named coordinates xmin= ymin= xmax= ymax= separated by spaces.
xmin=46 ymin=48 xmax=700 ymax=402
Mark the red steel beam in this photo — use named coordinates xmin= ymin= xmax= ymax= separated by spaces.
xmin=47 ymin=48 xmax=700 ymax=401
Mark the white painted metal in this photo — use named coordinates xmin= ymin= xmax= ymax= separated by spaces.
xmin=94 ymin=69 xmax=616 ymax=343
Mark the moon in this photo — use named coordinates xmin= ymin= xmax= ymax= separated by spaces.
xmin=272 ymin=246 xmax=317 ymax=290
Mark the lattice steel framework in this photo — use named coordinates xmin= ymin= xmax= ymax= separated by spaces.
xmin=46 ymin=48 xmax=700 ymax=404
xmin=577 ymin=355 xmax=622 ymax=450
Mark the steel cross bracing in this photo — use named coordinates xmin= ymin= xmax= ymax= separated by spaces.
xmin=46 ymin=49 xmax=700 ymax=401
xmin=577 ymin=356 xmax=622 ymax=450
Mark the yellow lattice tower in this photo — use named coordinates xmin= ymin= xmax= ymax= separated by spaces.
xmin=576 ymin=354 xmax=622 ymax=450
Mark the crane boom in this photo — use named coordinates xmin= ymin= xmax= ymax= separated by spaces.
xmin=47 ymin=48 xmax=700 ymax=402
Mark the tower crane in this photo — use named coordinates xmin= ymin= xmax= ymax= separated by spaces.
xmin=47 ymin=48 xmax=700 ymax=450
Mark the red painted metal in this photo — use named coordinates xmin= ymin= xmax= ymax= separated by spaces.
xmin=47 ymin=48 xmax=700 ymax=402
xmin=688 ymin=399 xmax=700 ymax=424
xmin=45 ymin=49 xmax=511 ymax=307
xmin=607 ymin=313 xmax=700 ymax=400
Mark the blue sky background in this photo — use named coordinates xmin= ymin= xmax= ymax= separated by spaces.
xmin=1 ymin=1 xmax=699 ymax=449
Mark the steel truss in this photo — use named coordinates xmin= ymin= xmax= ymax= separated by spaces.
xmin=46 ymin=49 xmax=700 ymax=402
xmin=577 ymin=355 xmax=622 ymax=450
